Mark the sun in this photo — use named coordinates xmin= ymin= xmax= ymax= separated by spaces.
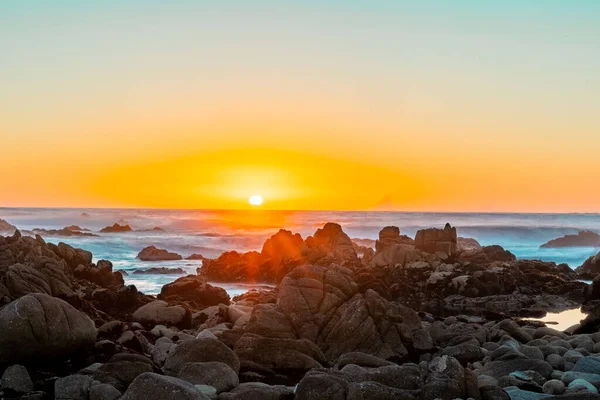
xmin=248 ymin=194 xmax=264 ymax=206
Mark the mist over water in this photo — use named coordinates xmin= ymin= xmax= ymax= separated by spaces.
xmin=2 ymin=208 xmax=599 ymax=294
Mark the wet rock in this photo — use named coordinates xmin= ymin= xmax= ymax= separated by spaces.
xmin=158 ymin=275 xmax=230 ymax=309
xmin=478 ymin=359 xmax=554 ymax=380
xmin=578 ymin=252 xmax=600 ymax=280
xmin=132 ymin=267 xmax=186 ymax=274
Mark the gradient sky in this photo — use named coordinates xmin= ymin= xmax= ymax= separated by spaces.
xmin=1 ymin=1 xmax=599 ymax=211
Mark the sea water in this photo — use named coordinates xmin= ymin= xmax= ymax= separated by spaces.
xmin=2 ymin=208 xmax=599 ymax=295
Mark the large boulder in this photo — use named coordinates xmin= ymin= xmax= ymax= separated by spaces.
xmin=122 ymin=373 xmax=209 ymax=400
xmin=132 ymin=300 xmax=191 ymax=329
xmin=414 ymin=223 xmax=457 ymax=256
xmin=137 ymin=246 xmax=182 ymax=261
xmin=158 ymin=275 xmax=230 ymax=309
xmin=0 ymin=293 xmax=96 ymax=364
xmin=48 ymin=242 xmax=93 ymax=269
xmin=375 ymin=226 xmax=413 ymax=253
xmin=0 ymin=219 xmax=17 ymax=233
xmin=164 ymin=338 xmax=241 ymax=375
xmin=177 ymin=361 xmax=239 ymax=393
xmin=577 ymin=252 xmax=600 ymax=280
xmin=371 ymin=243 xmax=418 ymax=268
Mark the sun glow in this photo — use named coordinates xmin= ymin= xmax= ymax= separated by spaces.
xmin=249 ymin=195 xmax=264 ymax=206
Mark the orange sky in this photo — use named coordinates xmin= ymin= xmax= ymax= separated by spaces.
xmin=1 ymin=2 xmax=599 ymax=212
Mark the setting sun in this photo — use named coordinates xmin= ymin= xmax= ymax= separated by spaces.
xmin=249 ymin=195 xmax=264 ymax=206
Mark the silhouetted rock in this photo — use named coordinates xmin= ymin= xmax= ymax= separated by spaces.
xmin=186 ymin=253 xmax=205 ymax=260
xmin=100 ymin=223 xmax=133 ymax=233
xmin=375 ymin=226 xmax=414 ymax=252
xmin=414 ymin=223 xmax=457 ymax=255
xmin=577 ymin=251 xmax=600 ymax=280
xmin=541 ymin=231 xmax=600 ymax=248
xmin=261 ymin=229 xmax=303 ymax=266
xmin=302 ymin=223 xmax=359 ymax=267
xmin=137 ymin=227 xmax=166 ymax=232
xmin=137 ymin=246 xmax=183 ymax=261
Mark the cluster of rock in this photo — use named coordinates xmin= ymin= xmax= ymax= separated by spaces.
xmin=3 ymin=222 xmax=600 ymax=399
xmin=137 ymin=246 xmax=183 ymax=261
xmin=541 ymin=231 xmax=600 ymax=248
xmin=100 ymin=223 xmax=134 ymax=233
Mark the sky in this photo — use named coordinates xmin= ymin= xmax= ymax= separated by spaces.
xmin=1 ymin=1 xmax=599 ymax=211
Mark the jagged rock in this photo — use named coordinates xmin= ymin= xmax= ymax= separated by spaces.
xmin=158 ymin=275 xmax=230 ymax=309
xmin=261 ymin=229 xmax=303 ymax=266
xmin=578 ymin=252 xmax=600 ymax=280
xmin=0 ymin=293 xmax=96 ymax=364
xmin=0 ymin=219 xmax=17 ymax=233
xmin=371 ymin=243 xmax=419 ymax=268
xmin=414 ymin=223 xmax=457 ymax=255
xmin=375 ymin=226 xmax=413 ymax=252
xmin=137 ymin=246 xmax=182 ymax=261
xmin=133 ymin=300 xmax=191 ymax=329
xmin=302 ymin=223 xmax=358 ymax=267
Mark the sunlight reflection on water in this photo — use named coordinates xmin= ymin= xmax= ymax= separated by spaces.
xmin=538 ymin=308 xmax=587 ymax=331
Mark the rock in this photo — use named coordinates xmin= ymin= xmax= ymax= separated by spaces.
xmin=346 ymin=381 xmax=419 ymax=400
xmin=152 ymin=337 xmax=175 ymax=366
xmin=568 ymin=378 xmax=599 ymax=393
xmin=234 ymin=333 xmax=326 ymax=372
xmin=0 ymin=293 xmax=96 ymax=364
xmin=218 ymin=382 xmax=293 ymax=400
xmin=542 ymin=379 xmax=566 ymax=395
xmin=121 ymin=373 xmax=209 ymax=400
xmin=336 ymin=352 xmax=395 ymax=369
xmin=0 ymin=219 xmax=17 ymax=233
xmin=542 ymin=231 xmax=600 ymax=248
xmin=573 ymin=357 xmax=600 ymax=374
xmin=55 ymin=375 xmax=95 ymax=400
xmin=562 ymin=371 xmax=600 ymax=387
xmin=261 ymin=229 xmax=303 ymax=267
xmin=133 ymin=300 xmax=191 ymax=329
xmin=164 ymin=338 xmax=241 ymax=375
xmin=100 ymin=223 xmax=132 ymax=233
xmin=478 ymin=359 xmax=554 ymax=380
xmin=295 ymin=369 xmax=351 ymax=400
xmin=158 ymin=275 xmax=230 ymax=309
xmin=458 ymin=237 xmax=482 ymax=251
xmin=578 ymin=252 xmax=600 ymax=280
xmin=302 ymin=223 xmax=358 ymax=266
xmin=414 ymin=223 xmax=457 ymax=256
xmin=340 ymin=363 xmax=422 ymax=390
xmin=177 ymin=362 xmax=239 ymax=393
xmin=186 ymin=254 xmax=205 ymax=260
xmin=132 ymin=267 xmax=186 ymax=274
xmin=89 ymin=383 xmax=122 ymax=400
xmin=422 ymin=355 xmax=465 ymax=400
xmin=93 ymin=358 xmax=154 ymax=389
xmin=503 ymin=387 xmax=552 ymax=399
xmin=371 ymin=243 xmax=418 ymax=268
xmin=137 ymin=246 xmax=183 ymax=261
xmin=375 ymin=226 xmax=413 ymax=253
xmin=1 ymin=364 xmax=34 ymax=393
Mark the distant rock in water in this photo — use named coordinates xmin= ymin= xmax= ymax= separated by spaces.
xmin=100 ymin=223 xmax=133 ymax=233
xmin=31 ymin=227 xmax=97 ymax=237
xmin=414 ymin=223 xmax=457 ymax=256
xmin=186 ymin=253 xmax=205 ymax=260
xmin=80 ymin=212 xmax=90 ymax=217
xmin=132 ymin=267 xmax=186 ymax=275
xmin=576 ymin=251 xmax=600 ymax=280
xmin=137 ymin=246 xmax=183 ymax=261
xmin=0 ymin=219 xmax=17 ymax=233
xmin=540 ymin=231 xmax=600 ymax=248
xmin=137 ymin=227 xmax=166 ymax=232
xmin=457 ymin=237 xmax=482 ymax=251
xmin=64 ymin=225 xmax=89 ymax=231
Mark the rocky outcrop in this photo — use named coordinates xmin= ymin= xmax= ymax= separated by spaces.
xmin=132 ymin=300 xmax=191 ymax=329
xmin=30 ymin=227 xmax=97 ymax=237
xmin=541 ymin=231 xmax=600 ymax=248
xmin=244 ymin=264 xmax=431 ymax=363
xmin=158 ymin=275 xmax=230 ymax=309
xmin=137 ymin=246 xmax=183 ymax=261
xmin=302 ymin=223 xmax=359 ymax=267
xmin=0 ymin=219 xmax=17 ymax=233
xmin=0 ymin=293 xmax=96 ymax=364
xmin=100 ymin=223 xmax=133 ymax=233
xmin=577 ymin=252 xmax=600 ymax=280
xmin=414 ymin=223 xmax=457 ymax=256
xmin=375 ymin=226 xmax=414 ymax=252
xmin=457 ymin=237 xmax=482 ymax=251
xmin=186 ymin=254 xmax=205 ymax=260
xmin=261 ymin=229 xmax=303 ymax=265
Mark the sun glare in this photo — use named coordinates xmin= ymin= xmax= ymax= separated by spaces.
xmin=249 ymin=195 xmax=264 ymax=206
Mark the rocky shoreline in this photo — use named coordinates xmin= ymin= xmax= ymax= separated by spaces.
xmin=2 ymin=223 xmax=600 ymax=399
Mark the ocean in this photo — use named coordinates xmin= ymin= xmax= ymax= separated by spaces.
xmin=2 ymin=208 xmax=599 ymax=295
